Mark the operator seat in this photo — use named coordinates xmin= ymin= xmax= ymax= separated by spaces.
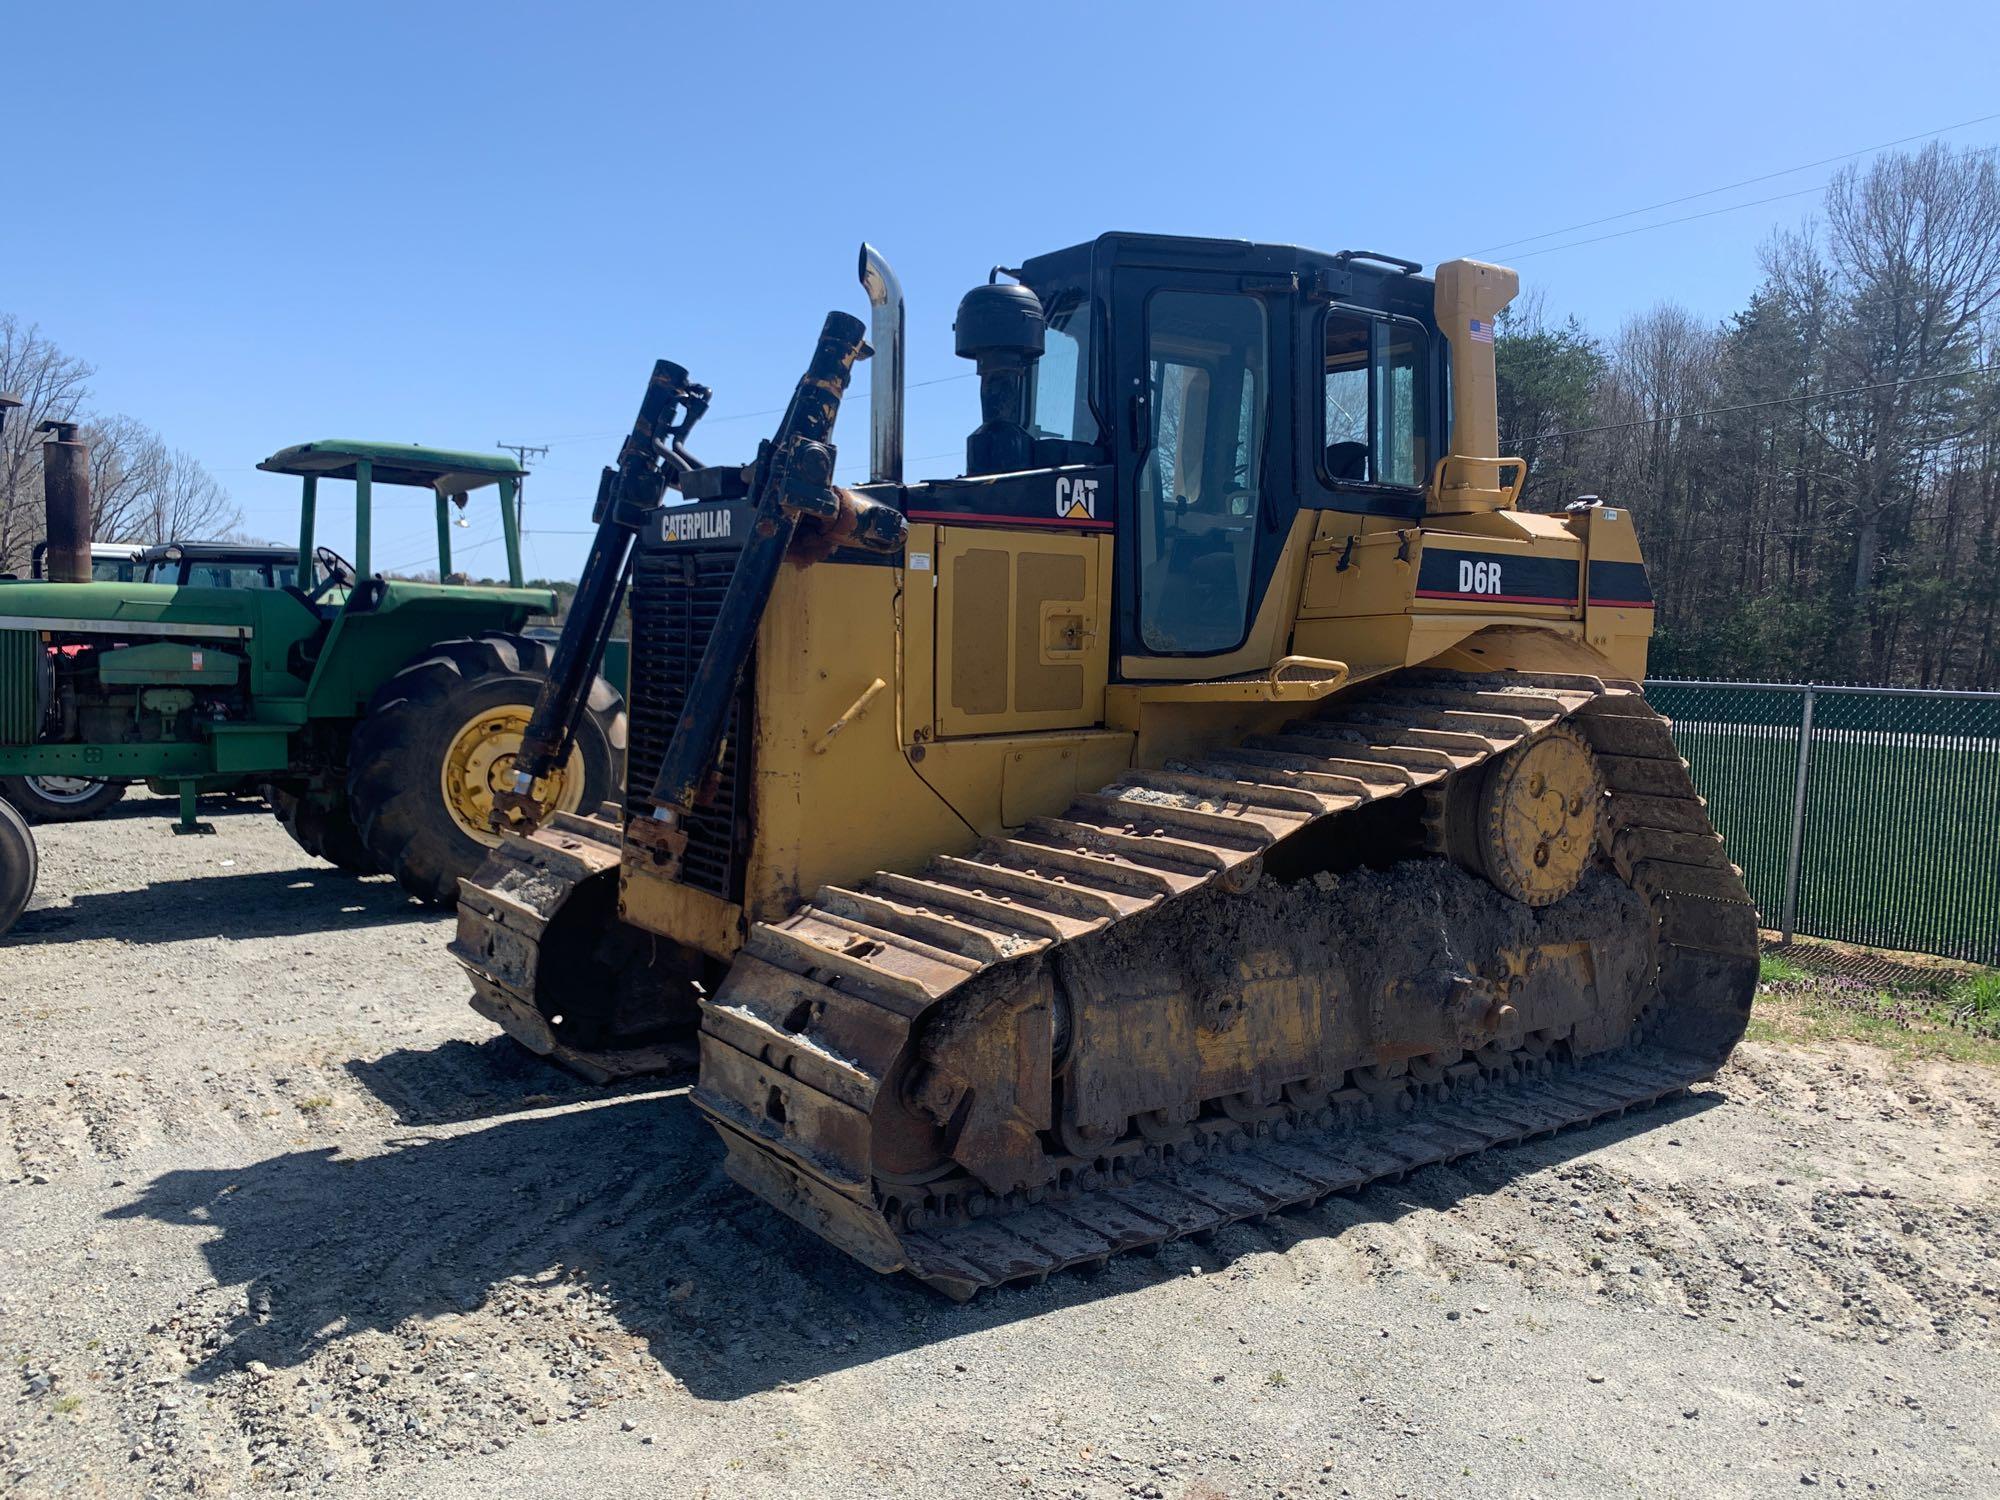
xmin=1325 ymin=441 xmax=1369 ymax=482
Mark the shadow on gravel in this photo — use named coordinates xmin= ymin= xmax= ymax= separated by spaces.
xmin=9 ymin=867 xmax=432 ymax=942
xmin=106 ymin=1087 xmax=1720 ymax=1401
xmin=344 ymin=1036 xmax=687 ymax=1126
xmin=89 ymin=793 xmax=271 ymax=824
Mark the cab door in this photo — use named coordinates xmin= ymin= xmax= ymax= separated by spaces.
xmin=1111 ymin=269 xmax=1292 ymax=666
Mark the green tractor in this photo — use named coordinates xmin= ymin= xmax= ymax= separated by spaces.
xmin=0 ymin=417 xmax=624 ymax=934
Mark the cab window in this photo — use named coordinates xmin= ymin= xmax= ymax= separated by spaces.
xmin=1322 ymin=310 xmax=1430 ymax=490
xmin=1138 ymin=290 xmax=1267 ymax=653
xmin=184 ymin=562 xmax=273 ymax=589
xmin=1028 ymin=291 xmax=1100 ymax=446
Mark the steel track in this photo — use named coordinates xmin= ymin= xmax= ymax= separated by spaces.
xmin=690 ymin=672 xmax=1759 ymax=1296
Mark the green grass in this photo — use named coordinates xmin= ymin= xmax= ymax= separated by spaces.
xmin=1748 ymin=991 xmax=2000 ymax=1066
xmin=1953 ymin=970 xmax=2000 ymax=1031
xmin=1758 ymin=952 xmax=1809 ymax=986
xmin=1750 ymin=950 xmax=2000 ymax=1067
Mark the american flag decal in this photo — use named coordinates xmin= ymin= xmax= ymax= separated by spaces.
xmin=1468 ymin=317 xmax=1493 ymax=344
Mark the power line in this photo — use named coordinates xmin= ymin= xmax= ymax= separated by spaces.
xmin=1509 ymin=182 xmax=1831 ymax=261
xmin=381 ymin=518 xmax=505 ymax=577
xmin=1538 ymin=363 xmax=1993 ymax=441
xmin=1476 ymin=110 xmax=2000 ymax=256
xmin=534 ymin=371 xmax=975 ymax=449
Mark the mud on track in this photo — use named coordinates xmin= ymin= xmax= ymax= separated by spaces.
xmin=3 ymin=795 xmax=1996 ymax=1498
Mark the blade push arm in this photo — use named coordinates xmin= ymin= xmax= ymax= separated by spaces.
xmin=494 ymin=361 xmax=710 ymax=829
xmin=628 ymin=311 xmax=871 ymax=874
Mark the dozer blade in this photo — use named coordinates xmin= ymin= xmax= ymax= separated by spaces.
xmin=452 ymin=810 xmax=696 ymax=1083
xmin=690 ymin=672 xmax=1759 ymax=1297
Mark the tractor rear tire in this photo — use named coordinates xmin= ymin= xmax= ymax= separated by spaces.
xmin=0 ymin=775 xmax=125 ymax=823
xmin=271 ymin=787 xmax=381 ymax=875
xmin=346 ymin=633 xmax=625 ymax=907
xmin=0 ymin=796 xmax=37 ymax=937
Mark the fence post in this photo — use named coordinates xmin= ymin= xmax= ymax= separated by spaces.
xmin=1779 ymin=684 xmax=1815 ymax=946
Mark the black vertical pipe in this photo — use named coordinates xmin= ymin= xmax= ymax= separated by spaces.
xmin=508 ymin=362 xmax=693 ymax=790
xmin=38 ymin=421 xmax=91 ymax=584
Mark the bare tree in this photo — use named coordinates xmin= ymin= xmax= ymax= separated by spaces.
xmin=1591 ymin=304 xmax=1724 ymax=630
xmin=140 ymin=445 xmax=241 ymax=542
xmin=0 ymin=315 xmax=92 ymax=572
xmin=0 ymin=316 xmax=239 ymax=569
xmin=1822 ymin=143 xmax=2000 ymax=667
xmin=85 ymin=413 xmax=171 ymax=542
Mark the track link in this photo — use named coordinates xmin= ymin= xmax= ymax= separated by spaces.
xmin=692 ymin=671 xmax=1759 ymax=1296
xmin=453 ymin=810 xmax=694 ymax=1083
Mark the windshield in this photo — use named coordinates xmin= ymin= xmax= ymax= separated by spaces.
xmin=145 ymin=558 xmax=303 ymax=589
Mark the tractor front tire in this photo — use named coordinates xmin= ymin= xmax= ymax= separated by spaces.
xmin=271 ymin=787 xmax=381 ymax=875
xmin=1 ymin=775 xmax=126 ymax=823
xmin=346 ymin=634 xmax=624 ymax=907
xmin=0 ymin=796 xmax=37 ymax=937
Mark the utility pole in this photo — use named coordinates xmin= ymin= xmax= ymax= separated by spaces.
xmin=496 ymin=442 xmax=547 ymax=543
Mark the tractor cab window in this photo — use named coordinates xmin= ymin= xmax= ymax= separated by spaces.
xmin=1138 ymin=290 xmax=1267 ymax=653
xmin=1028 ymin=292 xmax=1101 ymax=446
xmin=1322 ymin=310 xmax=1430 ymax=490
xmin=185 ymin=562 xmax=273 ymax=589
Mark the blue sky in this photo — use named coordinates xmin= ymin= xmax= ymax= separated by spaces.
xmin=11 ymin=1 xmax=2000 ymax=579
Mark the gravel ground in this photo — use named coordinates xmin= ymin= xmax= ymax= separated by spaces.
xmin=2 ymin=794 xmax=1996 ymax=1499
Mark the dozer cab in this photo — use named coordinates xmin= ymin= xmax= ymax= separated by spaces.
xmin=455 ymin=236 xmax=1757 ymax=1299
xmin=0 ymin=429 xmax=623 ymax=931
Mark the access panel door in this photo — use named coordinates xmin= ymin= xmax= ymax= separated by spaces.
xmin=934 ymin=527 xmax=1109 ymax=737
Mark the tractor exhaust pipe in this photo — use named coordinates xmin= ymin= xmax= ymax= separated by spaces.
xmin=858 ymin=243 xmax=904 ymax=485
xmin=37 ymin=420 xmax=92 ymax=584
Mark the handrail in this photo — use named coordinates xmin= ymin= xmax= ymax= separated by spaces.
xmin=1266 ymin=655 xmax=1350 ymax=700
xmin=1430 ymin=453 xmax=1527 ymax=509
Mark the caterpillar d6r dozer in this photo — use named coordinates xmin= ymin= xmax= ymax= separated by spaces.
xmin=454 ymin=235 xmax=1757 ymax=1299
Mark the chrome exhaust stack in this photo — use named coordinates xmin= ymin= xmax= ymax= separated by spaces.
xmin=857 ymin=243 xmax=904 ymax=485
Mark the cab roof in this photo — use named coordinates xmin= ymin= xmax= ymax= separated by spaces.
xmin=1018 ymin=231 xmax=1436 ymax=320
xmin=257 ymin=440 xmax=523 ymax=494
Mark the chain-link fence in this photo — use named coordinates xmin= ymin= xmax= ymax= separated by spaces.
xmin=1644 ymin=680 xmax=2000 ymax=963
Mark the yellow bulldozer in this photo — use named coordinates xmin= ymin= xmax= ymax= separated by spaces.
xmin=452 ymin=235 xmax=1756 ymax=1299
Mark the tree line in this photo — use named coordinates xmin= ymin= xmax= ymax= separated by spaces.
xmin=0 ymin=315 xmax=240 ymax=574
xmin=1498 ymin=142 xmax=2000 ymax=688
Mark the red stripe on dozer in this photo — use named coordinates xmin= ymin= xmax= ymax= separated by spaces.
xmin=1414 ymin=589 xmax=1575 ymax=606
xmin=907 ymin=510 xmax=1112 ymax=531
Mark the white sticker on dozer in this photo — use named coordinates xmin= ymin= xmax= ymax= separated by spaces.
xmin=907 ymin=552 xmax=931 ymax=571
xmin=191 ymin=650 xmax=204 ymax=670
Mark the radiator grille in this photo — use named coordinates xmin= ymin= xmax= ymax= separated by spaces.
xmin=626 ymin=544 xmax=752 ymax=902
xmin=0 ymin=630 xmax=41 ymax=746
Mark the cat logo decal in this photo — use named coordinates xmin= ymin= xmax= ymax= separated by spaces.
xmin=1055 ymin=475 xmax=1099 ymax=520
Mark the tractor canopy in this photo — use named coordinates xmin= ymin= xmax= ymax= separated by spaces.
xmin=257 ymin=440 xmax=529 ymax=588
xmin=257 ymin=440 xmax=522 ymax=495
